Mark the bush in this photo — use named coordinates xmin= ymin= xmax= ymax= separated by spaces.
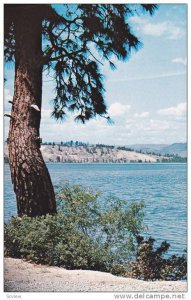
xmin=128 ymin=236 xmax=187 ymax=281
xmin=4 ymin=183 xmax=145 ymax=272
xmin=4 ymin=183 xmax=187 ymax=280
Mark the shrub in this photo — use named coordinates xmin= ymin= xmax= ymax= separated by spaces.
xmin=55 ymin=184 xmax=146 ymax=263
xmin=4 ymin=183 xmax=187 ymax=280
xmin=4 ymin=183 xmax=145 ymax=271
xmin=127 ymin=236 xmax=187 ymax=281
xmin=110 ymin=264 xmax=129 ymax=277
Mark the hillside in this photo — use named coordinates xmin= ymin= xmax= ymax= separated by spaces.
xmin=160 ymin=143 xmax=187 ymax=157
xmin=4 ymin=143 xmax=186 ymax=164
xmin=129 ymin=143 xmax=187 ymax=157
xmin=40 ymin=144 xmax=163 ymax=163
xmin=4 ymin=143 xmax=163 ymax=163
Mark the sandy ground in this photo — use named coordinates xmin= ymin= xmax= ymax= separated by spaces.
xmin=4 ymin=258 xmax=187 ymax=293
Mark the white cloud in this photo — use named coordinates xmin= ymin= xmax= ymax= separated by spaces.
xmin=108 ymin=102 xmax=131 ymax=117
xmin=4 ymin=89 xmax=14 ymax=112
xmin=41 ymin=108 xmax=52 ymax=118
xmin=134 ymin=112 xmax=149 ymax=118
xmin=142 ymin=22 xmax=167 ymax=37
xmin=130 ymin=16 xmax=184 ymax=40
xmin=130 ymin=16 xmax=145 ymax=25
xmin=107 ymin=71 xmax=186 ymax=83
xmin=167 ymin=24 xmax=183 ymax=40
xmin=147 ymin=119 xmax=170 ymax=131
xmin=39 ymin=104 xmax=186 ymax=145
xmin=172 ymin=57 xmax=187 ymax=66
xmin=143 ymin=21 xmax=183 ymax=40
xmin=40 ymin=107 xmax=113 ymax=143
xmin=4 ymin=89 xmax=13 ymax=102
xmin=157 ymin=102 xmax=186 ymax=118
xmin=126 ymin=116 xmax=186 ymax=144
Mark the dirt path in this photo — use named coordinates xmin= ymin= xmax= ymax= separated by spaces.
xmin=4 ymin=258 xmax=187 ymax=292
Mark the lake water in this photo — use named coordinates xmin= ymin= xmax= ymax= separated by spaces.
xmin=4 ymin=163 xmax=187 ymax=256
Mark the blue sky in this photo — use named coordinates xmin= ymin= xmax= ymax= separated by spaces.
xmin=4 ymin=4 xmax=187 ymax=145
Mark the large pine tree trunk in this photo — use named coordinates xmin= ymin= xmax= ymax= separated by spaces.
xmin=8 ymin=6 xmax=57 ymax=217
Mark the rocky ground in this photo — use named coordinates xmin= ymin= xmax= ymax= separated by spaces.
xmin=4 ymin=258 xmax=187 ymax=293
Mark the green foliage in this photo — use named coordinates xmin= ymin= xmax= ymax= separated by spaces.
xmin=5 ymin=183 xmax=145 ymax=271
xmin=4 ymin=183 xmax=187 ymax=280
xmin=161 ymin=155 xmax=187 ymax=163
xmin=56 ymin=184 xmax=145 ymax=262
xmin=128 ymin=236 xmax=187 ymax=281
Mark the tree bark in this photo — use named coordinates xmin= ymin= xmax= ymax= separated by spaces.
xmin=8 ymin=6 xmax=57 ymax=217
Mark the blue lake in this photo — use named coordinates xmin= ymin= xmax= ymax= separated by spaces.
xmin=4 ymin=163 xmax=187 ymax=256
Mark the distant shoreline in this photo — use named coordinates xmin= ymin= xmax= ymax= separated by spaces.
xmin=4 ymin=161 xmax=187 ymax=165
xmin=44 ymin=162 xmax=187 ymax=165
xmin=4 ymin=142 xmax=187 ymax=164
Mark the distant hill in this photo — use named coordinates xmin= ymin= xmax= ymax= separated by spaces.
xmin=128 ymin=143 xmax=187 ymax=158
xmin=4 ymin=142 xmax=187 ymax=164
xmin=39 ymin=144 xmax=162 ymax=163
xmin=128 ymin=144 xmax=167 ymax=153
xmin=160 ymin=143 xmax=187 ymax=157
